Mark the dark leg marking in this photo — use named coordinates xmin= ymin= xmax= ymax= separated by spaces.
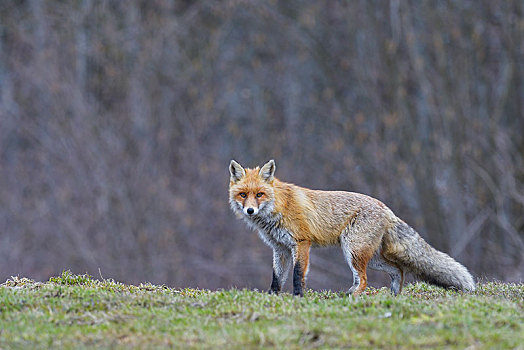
xmin=269 ymin=269 xmax=280 ymax=294
xmin=293 ymin=262 xmax=303 ymax=297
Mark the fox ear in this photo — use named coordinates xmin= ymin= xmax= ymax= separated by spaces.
xmin=229 ymin=160 xmax=246 ymax=182
xmin=259 ymin=159 xmax=276 ymax=182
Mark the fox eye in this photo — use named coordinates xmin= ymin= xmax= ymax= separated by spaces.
xmin=239 ymin=192 xmax=247 ymax=198
xmin=256 ymin=192 xmax=264 ymax=198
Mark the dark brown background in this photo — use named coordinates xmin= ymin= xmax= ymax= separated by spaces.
xmin=1 ymin=1 xmax=523 ymax=291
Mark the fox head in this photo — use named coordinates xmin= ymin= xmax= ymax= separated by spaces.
xmin=229 ymin=159 xmax=276 ymax=218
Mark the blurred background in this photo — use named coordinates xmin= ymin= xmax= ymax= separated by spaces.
xmin=1 ymin=1 xmax=523 ymax=291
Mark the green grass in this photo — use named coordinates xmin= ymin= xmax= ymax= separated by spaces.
xmin=1 ymin=271 xmax=523 ymax=349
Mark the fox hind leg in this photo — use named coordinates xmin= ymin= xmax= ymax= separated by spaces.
xmin=340 ymin=235 xmax=371 ymax=296
xmin=369 ymin=252 xmax=404 ymax=295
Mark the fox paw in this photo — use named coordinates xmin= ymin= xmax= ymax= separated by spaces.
xmin=347 ymin=285 xmax=357 ymax=295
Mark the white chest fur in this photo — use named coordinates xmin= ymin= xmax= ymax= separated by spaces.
xmin=243 ymin=213 xmax=296 ymax=250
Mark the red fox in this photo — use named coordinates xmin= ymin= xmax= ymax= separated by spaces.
xmin=229 ymin=159 xmax=476 ymax=296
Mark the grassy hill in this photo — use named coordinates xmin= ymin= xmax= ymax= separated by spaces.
xmin=1 ymin=271 xmax=523 ymax=349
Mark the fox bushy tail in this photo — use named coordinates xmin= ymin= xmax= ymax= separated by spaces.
xmin=389 ymin=221 xmax=476 ymax=292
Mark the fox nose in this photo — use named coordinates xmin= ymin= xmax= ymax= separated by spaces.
xmin=246 ymin=208 xmax=254 ymax=215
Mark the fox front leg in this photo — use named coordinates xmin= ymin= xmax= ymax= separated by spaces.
xmin=269 ymin=247 xmax=292 ymax=294
xmin=292 ymin=240 xmax=312 ymax=297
